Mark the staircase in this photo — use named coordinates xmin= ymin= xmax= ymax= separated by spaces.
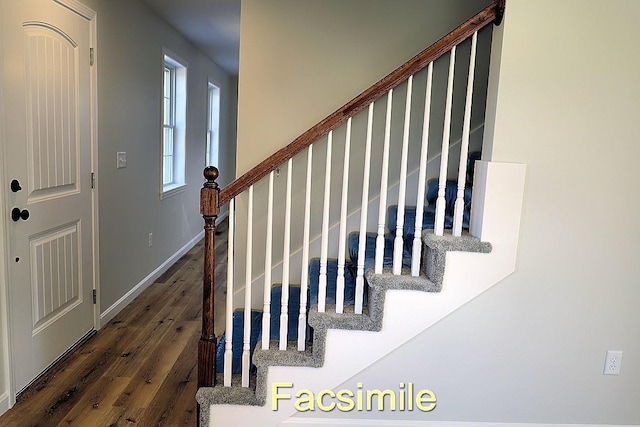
xmin=195 ymin=2 xmax=527 ymax=426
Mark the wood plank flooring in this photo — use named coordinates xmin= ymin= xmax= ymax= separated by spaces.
xmin=0 ymin=220 xmax=228 ymax=427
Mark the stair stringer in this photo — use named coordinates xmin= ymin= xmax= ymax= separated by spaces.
xmin=201 ymin=161 xmax=526 ymax=427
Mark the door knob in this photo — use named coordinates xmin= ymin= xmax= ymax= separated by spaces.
xmin=10 ymin=179 xmax=22 ymax=192
xmin=11 ymin=207 xmax=29 ymax=222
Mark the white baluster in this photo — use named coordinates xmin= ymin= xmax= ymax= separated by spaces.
xmin=435 ymin=45 xmax=457 ymax=236
xmin=261 ymin=172 xmax=274 ymax=350
xmin=393 ymin=75 xmax=414 ymax=275
xmin=242 ymin=186 xmax=253 ymax=387
xmin=223 ymin=198 xmax=235 ymax=387
xmin=298 ymin=146 xmax=312 ymax=350
xmin=356 ymin=103 xmax=374 ymax=314
xmin=412 ymin=63 xmax=434 ymax=276
xmin=453 ymin=32 xmax=478 ymax=237
xmin=375 ymin=90 xmax=393 ymax=274
xmin=319 ymin=132 xmax=333 ymax=313
xmin=336 ymin=118 xmax=352 ymax=314
xmin=279 ymin=158 xmax=293 ymax=350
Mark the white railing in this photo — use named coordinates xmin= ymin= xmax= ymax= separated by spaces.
xmin=375 ymin=89 xmax=394 ymax=275
xmin=213 ymin=22 xmax=492 ymax=386
xmin=223 ymin=199 xmax=235 ymax=387
xmin=453 ymin=32 xmax=478 ymax=236
xmin=260 ymin=172 xmax=274 ymax=351
xmin=298 ymin=147 xmax=313 ymax=350
xmin=242 ymin=185 xmax=253 ymax=387
xmin=355 ymin=103 xmax=374 ymax=314
xmin=412 ymin=62 xmax=434 ymax=276
xmin=392 ymin=75 xmax=413 ymax=275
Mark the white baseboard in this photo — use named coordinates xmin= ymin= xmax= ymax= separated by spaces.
xmin=280 ymin=419 xmax=630 ymax=427
xmin=0 ymin=391 xmax=9 ymax=416
xmin=99 ymin=230 xmax=205 ymax=325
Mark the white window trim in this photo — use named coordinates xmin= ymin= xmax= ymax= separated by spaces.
xmin=206 ymin=80 xmax=221 ymax=168
xmin=160 ymin=49 xmax=188 ymax=199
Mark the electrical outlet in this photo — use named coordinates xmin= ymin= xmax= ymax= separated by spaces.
xmin=148 ymin=232 xmax=153 ymax=247
xmin=604 ymin=350 xmax=623 ymax=375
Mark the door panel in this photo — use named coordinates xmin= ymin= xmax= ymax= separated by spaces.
xmin=25 ymin=23 xmax=79 ymax=199
xmin=2 ymin=0 xmax=95 ymax=392
xmin=30 ymin=222 xmax=81 ymax=334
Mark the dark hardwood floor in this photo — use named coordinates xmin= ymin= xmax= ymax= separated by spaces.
xmin=0 ymin=220 xmax=228 ymax=427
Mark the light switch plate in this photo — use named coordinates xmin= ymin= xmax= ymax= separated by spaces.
xmin=117 ymin=151 xmax=127 ymax=169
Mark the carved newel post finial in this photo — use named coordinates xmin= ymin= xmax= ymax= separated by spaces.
xmin=203 ymin=165 xmax=219 ymax=186
xmin=200 ymin=166 xmax=220 ymax=218
xmin=199 ymin=166 xmax=220 ymax=388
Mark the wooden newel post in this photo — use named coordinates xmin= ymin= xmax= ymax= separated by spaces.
xmin=198 ymin=166 xmax=220 ymax=388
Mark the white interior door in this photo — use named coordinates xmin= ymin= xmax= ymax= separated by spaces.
xmin=1 ymin=0 xmax=96 ymax=392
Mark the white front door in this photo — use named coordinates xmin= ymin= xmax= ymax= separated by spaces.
xmin=1 ymin=0 xmax=96 ymax=392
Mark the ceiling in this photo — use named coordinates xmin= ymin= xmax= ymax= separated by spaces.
xmin=139 ymin=0 xmax=241 ymax=76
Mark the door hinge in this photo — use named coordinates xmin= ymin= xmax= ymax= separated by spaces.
xmin=92 ymin=289 xmax=97 ymax=304
xmin=91 ymin=172 xmax=95 ymax=189
xmin=90 ymin=48 xmax=94 ymax=66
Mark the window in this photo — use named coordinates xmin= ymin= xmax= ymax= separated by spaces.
xmin=161 ymin=52 xmax=187 ymax=198
xmin=206 ymin=82 xmax=220 ymax=167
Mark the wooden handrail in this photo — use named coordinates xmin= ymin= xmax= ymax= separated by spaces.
xmin=219 ymin=0 xmax=504 ymax=206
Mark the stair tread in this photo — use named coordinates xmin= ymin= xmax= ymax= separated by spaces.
xmin=308 ymin=304 xmax=377 ymax=332
xmin=365 ymin=268 xmax=440 ymax=293
xmin=422 ymin=229 xmax=492 ymax=252
xmin=196 ymin=373 xmax=260 ymax=407
xmin=253 ymin=340 xmax=318 ymax=368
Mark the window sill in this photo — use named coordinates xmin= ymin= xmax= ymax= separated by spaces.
xmin=160 ymin=183 xmax=187 ymax=200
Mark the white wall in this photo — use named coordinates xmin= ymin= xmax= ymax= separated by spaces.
xmin=78 ymin=0 xmax=237 ymax=316
xmin=293 ymin=0 xmax=640 ymax=424
xmin=224 ymin=75 xmax=239 ymax=193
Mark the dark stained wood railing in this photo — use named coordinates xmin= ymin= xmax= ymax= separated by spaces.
xmin=219 ymin=0 xmax=505 ymax=207
xmin=197 ymin=0 xmax=506 ymax=390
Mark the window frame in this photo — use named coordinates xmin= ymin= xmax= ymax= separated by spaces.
xmin=160 ymin=50 xmax=188 ymax=199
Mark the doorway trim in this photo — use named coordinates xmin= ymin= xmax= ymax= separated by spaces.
xmin=0 ymin=0 xmax=12 ymax=412
xmin=54 ymin=0 xmax=101 ymax=330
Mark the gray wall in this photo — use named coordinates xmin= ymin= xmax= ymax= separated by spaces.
xmin=295 ymin=0 xmax=640 ymax=424
xmin=81 ymin=0 xmax=237 ymax=313
xmin=232 ymin=0 xmax=493 ymax=306
xmin=236 ymin=0 xmax=493 ymax=176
